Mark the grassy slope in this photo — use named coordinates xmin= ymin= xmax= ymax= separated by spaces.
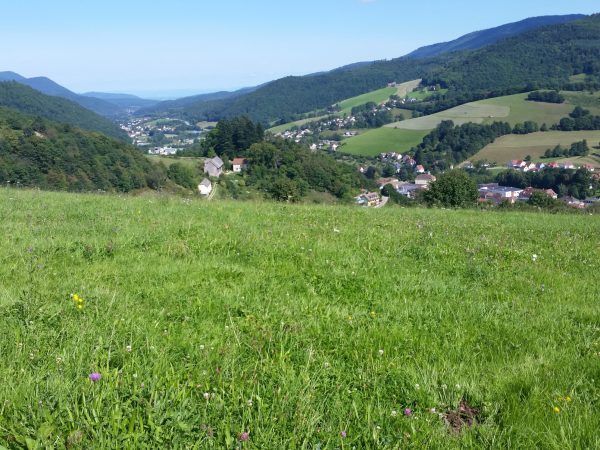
xmin=335 ymin=91 xmax=600 ymax=158
xmin=145 ymin=155 xmax=205 ymax=169
xmin=339 ymin=128 xmax=429 ymax=156
xmin=268 ymin=80 xmax=423 ymax=133
xmin=1 ymin=189 xmax=599 ymax=448
xmin=385 ymin=93 xmax=575 ymax=131
xmin=470 ymin=131 xmax=600 ymax=165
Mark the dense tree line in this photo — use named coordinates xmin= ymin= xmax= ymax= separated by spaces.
xmin=496 ymin=168 xmax=596 ymax=199
xmin=412 ymin=120 xmax=513 ymax=171
xmin=178 ymin=116 xmax=263 ymax=160
xmin=0 ymin=107 xmax=165 ymax=192
xmin=245 ymin=139 xmax=365 ymax=202
xmin=543 ymin=140 xmax=590 ymax=158
xmin=147 ymin=15 xmax=600 ymax=124
xmin=0 ymin=82 xmax=127 ymax=141
xmin=527 ymin=90 xmax=565 ymax=103
xmin=553 ymin=106 xmax=600 ymax=131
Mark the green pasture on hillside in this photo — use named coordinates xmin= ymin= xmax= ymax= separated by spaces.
xmin=339 ymin=127 xmax=429 ymax=156
xmin=470 ymin=130 xmax=600 ymax=165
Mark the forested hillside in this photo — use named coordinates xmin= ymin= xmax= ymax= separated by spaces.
xmin=405 ymin=14 xmax=584 ymax=59
xmin=151 ymin=15 xmax=600 ymax=125
xmin=0 ymin=82 xmax=127 ymax=140
xmin=0 ymin=107 xmax=160 ymax=191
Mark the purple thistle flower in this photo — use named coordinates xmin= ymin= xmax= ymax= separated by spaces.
xmin=404 ymin=408 xmax=413 ymax=417
xmin=239 ymin=431 xmax=249 ymax=442
xmin=340 ymin=430 xmax=347 ymax=438
xmin=89 ymin=372 xmax=102 ymax=382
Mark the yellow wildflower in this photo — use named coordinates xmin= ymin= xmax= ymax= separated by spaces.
xmin=553 ymin=406 xmax=560 ymax=414
xmin=566 ymin=396 xmax=572 ymax=402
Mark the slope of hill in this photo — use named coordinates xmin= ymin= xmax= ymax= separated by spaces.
xmin=386 ymin=93 xmax=575 ymax=130
xmin=0 ymin=106 xmax=157 ymax=191
xmin=469 ymin=130 xmax=600 ymax=165
xmin=82 ymin=92 xmax=159 ymax=111
xmin=0 ymin=82 xmax=127 ymax=140
xmin=0 ymin=72 xmax=121 ymax=117
xmin=140 ymin=86 xmax=259 ymax=115
xmin=152 ymin=14 xmax=599 ymax=125
xmin=405 ymin=14 xmax=585 ymax=59
xmin=339 ymin=90 xmax=600 ymax=157
xmin=1 ymin=189 xmax=599 ymax=448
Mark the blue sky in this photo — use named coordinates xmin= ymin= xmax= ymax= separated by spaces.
xmin=2 ymin=0 xmax=598 ymax=98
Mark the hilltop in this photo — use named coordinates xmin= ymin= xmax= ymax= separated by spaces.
xmin=0 ymin=189 xmax=599 ymax=448
xmin=0 ymin=72 xmax=121 ymax=117
xmin=405 ymin=14 xmax=584 ymax=59
xmin=0 ymin=82 xmax=127 ymax=140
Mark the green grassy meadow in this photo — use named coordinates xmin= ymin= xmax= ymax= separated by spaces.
xmin=145 ymin=155 xmax=204 ymax=169
xmin=470 ymin=131 xmax=600 ymax=165
xmin=1 ymin=189 xmax=599 ymax=448
xmin=386 ymin=93 xmax=575 ymax=132
xmin=339 ymin=128 xmax=429 ymax=156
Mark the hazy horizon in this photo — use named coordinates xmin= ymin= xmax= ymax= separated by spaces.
xmin=2 ymin=0 xmax=598 ymax=98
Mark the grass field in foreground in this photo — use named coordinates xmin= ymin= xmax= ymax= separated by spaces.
xmin=470 ymin=130 xmax=600 ymax=165
xmin=339 ymin=127 xmax=429 ymax=156
xmin=1 ymin=189 xmax=600 ymax=448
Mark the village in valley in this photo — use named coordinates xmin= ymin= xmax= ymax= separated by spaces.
xmin=119 ymin=116 xmax=213 ymax=156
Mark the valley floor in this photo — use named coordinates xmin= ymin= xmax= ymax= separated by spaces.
xmin=0 ymin=189 xmax=599 ymax=448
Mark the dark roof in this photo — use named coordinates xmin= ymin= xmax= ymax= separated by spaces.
xmin=206 ymin=156 xmax=224 ymax=168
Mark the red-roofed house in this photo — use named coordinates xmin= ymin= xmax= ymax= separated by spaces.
xmin=232 ymin=158 xmax=249 ymax=173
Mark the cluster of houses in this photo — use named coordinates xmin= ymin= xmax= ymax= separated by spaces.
xmin=356 ymin=173 xmax=437 ymax=206
xmin=198 ymin=156 xmax=249 ymax=196
xmin=379 ymin=174 xmax=437 ymax=198
xmin=507 ymin=160 xmax=596 ymax=172
xmin=356 ymin=152 xmax=427 ymax=177
xmin=275 ymin=129 xmax=341 ymax=152
xmin=309 ymin=140 xmax=340 ymax=152
xmin=355 ymin=191 xmax=382 ymax=207
xmin=147 ymin=146 xmax=180 ymax=156
xmin=477 ymin=183 xmax=599 ymax=208
xmin=276 ymin=128 xmax=313 ymax=143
